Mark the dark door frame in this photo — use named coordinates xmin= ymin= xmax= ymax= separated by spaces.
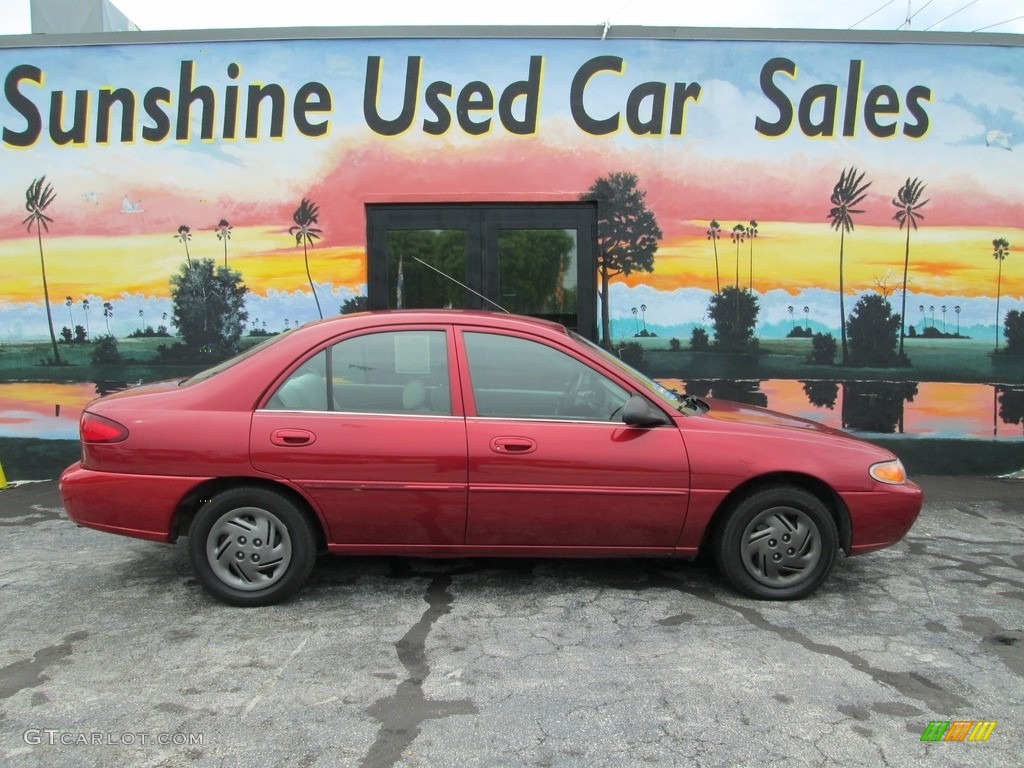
xmin=366 ymin=202 xmax=597 ymax=340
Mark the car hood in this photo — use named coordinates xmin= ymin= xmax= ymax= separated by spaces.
xmin=698 ymin=397 xmax=854 ymax=440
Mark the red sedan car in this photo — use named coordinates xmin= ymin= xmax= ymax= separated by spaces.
xmin=60 ymin=311 xmax=922 ymax=606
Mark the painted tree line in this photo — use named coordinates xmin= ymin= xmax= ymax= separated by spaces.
xmin=21 ymin=170 xmax=1021 ymax=368
xmin=698 ymin=169 xmax=1018 ymax=363
xmin=22 ymin=176 xmax=328 ymax=365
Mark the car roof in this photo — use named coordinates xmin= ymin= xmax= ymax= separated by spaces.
xmin=302 ymin=309 xmax=572 ymax=336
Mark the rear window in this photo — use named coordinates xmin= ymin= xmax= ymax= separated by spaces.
xmin=181 ymin=330 xmax=296 ymax=386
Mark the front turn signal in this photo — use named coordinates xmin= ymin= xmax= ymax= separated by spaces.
xmin=869 ymin=459 xmax=907 ymax=485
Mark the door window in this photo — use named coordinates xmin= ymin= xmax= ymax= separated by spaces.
xmin=266 ymin=331 xmax=451 ymax=415
xmin=463 ymin=332 xmax=628 ymax=421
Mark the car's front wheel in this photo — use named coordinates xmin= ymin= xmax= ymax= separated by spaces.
xmin=713 ymin=486 xmax=838 ymax=600
xmin=188 ymin=487 xmax=317 ymax=607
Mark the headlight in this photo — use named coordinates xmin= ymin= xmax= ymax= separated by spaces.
xmin=869 ymin=458 xmax=908 ymax=485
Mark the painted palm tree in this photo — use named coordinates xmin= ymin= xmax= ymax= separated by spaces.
xmin=803 ymin=305 xmax=810 ymax=330
xmin=788 ymin=305 xmax=795 ymax=330
xmin=728 ymin=224 xmax=747 ymax=327
xmin=103 ymin=301 xmax=113 ymax=335
xmin=23 ymin=177 xmax=61 ymax=364
xmin=215 ymin=218 xmax=233 ymax=267
xmin=941 ymin=305 xmax=947 ymax=333
xmin=290 ymin=198 xmax=324 ymax=319
xmin=631 ymin=306 xmax=639 ymax=335
xmin=730 ymin=224 xmax=745 ymax=289
xmin=954 ymin=305 xmax=961 ymax=336
xmin=82 ymin=298 xmax=91 ymax=338
xmin=640 ymin=303 xmax=647 ymax=332
xmin=892 ymin=177 xmax=928 ymax=358
xmin=176 ymin=225 xmax=193 ymax=267
xmin=992 ymin=237 xmax=1010 ymax=349
xmin=919 ymin=304 xmax=926 ymax=328
xmin=65 ymin=296 xmax=74 ymax=330
xmin=706 ymin=220 xmax=722 ymax=293
xmin=745 ymin=220 xmax=758 ymax=291
xmin=828 ymin=167 xmax=872 ymax=365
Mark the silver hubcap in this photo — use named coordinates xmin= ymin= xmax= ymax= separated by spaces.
xmin=206 ymin=506 xmax=292 ymax=591
xmin=741 ymin=506 xmax=820 ymax=588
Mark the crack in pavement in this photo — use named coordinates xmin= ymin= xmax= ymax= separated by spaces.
xmin=639 ymin=568 xmax=971 ymax=713
xmin=904 ymin=539 xmax=1024 ymax=593
xmin=960 ymin=615 xmax=1024 ymax=678
xmin=0 ymin=630 xmax=89 ymax=699
xmin=361 ymin=574 xmax=477 ymax=768
xmin=0 ymin=504 xmax=65 ymax=527
xmin=241 ymin=631 xmax=315 ymax=718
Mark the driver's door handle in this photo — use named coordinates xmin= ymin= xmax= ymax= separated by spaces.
xmin=271 ymin=428 xmax=316 ymax=447
xmin=490 ymin=436 xmax=537 ymax=454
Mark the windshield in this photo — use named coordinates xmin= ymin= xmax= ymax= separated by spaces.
xmin=181 ymin=329 xmax=297 ymax=386
xmin=569 ymin=332 xmax=685 ymax=409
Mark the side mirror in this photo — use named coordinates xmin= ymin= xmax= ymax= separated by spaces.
xmin=621 ymin=393 xmax=671 ymax=427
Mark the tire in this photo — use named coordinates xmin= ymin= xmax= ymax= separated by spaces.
xmin=713 ymin=485 xmax=838 ymax=600
xmin=188 ymin=486 xmax=317 ymax=607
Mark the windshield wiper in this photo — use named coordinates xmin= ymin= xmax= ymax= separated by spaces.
xmin=677 ymin=394 xmax=705 ymax=412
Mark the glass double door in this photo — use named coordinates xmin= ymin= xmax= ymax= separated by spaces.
xmin=367 ymin=204 xmax=597 ymax=340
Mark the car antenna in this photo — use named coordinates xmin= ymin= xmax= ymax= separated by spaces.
xmin=412 ymin=257 xmax=511 ymax=313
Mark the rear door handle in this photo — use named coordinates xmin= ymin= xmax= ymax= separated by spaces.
xmin=490 ymin=436 xmax=537 ymax=454
xmin=271 ymin=429 xmax=316 ymax=447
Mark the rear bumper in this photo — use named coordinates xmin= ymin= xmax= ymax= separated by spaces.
xmin=59 ymin=463 xmax=209 ymax=543
xmin=844 ymin=480 xmax=923 ymax=555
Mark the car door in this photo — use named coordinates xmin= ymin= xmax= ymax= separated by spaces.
xmin=459 ymin=330 xmax=690 ymax=550
xmin=250 ymin=327 xmax=468 ymax=546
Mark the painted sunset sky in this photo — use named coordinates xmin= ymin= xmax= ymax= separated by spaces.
xmin=1 ymin=34 xmax=1021 ymax=339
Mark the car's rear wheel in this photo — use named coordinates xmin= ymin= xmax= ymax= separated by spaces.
xmin=188 ymin=487 xmax=317 ymax=607
xmin=713 ymin=486 xmax=838 ymax=600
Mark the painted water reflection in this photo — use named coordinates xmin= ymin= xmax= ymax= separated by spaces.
xmin=0 ymin=381 xmax=97 ymax=440
xmin=0 ymin=379 xmax=134 ymax=440
xmin=658 ymin=379 xmax=1024 ymax=439
xmin=0 ymin=379 xmax=1022 ymax=440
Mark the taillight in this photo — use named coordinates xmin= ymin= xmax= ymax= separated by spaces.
xmin=81 ymin=412 xmax=128 ymax=443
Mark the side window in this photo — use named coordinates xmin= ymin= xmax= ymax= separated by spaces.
xmin=266 ymin=331 xmax=451 ymax=415
xmin=265 ymin=351 xmax=329 ymax=411
xmin=464 ymin=332 xmax=628 ymax=421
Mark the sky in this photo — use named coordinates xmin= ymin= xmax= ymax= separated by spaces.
xmin=0 ymin=0 xmax=1023 ymax=36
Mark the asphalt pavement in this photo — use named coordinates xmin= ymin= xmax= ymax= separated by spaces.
xmin=1 ymin=476 xmax=1022 ymax=767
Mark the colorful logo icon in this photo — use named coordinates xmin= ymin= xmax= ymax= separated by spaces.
xmin=921 ymin=721 xmax=997 ymax=742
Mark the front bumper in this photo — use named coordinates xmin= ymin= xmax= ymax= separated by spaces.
xmin=844 ymin=480 xmax=923 ymax=554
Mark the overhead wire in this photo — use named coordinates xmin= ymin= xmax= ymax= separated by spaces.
xmin=600 ymin=0 xmax=1018 ymax=34
xmin=850 ymin=0 xmax=1017 ymax=33
xmin=922 ymin=0 xmax=980 ymax=31
xmin=849 ymin=0 xmax=898 ymax=29
xmin=972 ymin=13 xmax=1024 ymax=31
xmin=598 ymin=0 xmax=639 ymax=40
xmin=906 ymin=0 xmax=937 ymax=25
xmin=601 ymin=0 xmax=639 ymax=25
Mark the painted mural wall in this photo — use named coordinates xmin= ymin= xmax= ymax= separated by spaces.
xmin=1 ymin=30 xmax=1022 ymax=447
